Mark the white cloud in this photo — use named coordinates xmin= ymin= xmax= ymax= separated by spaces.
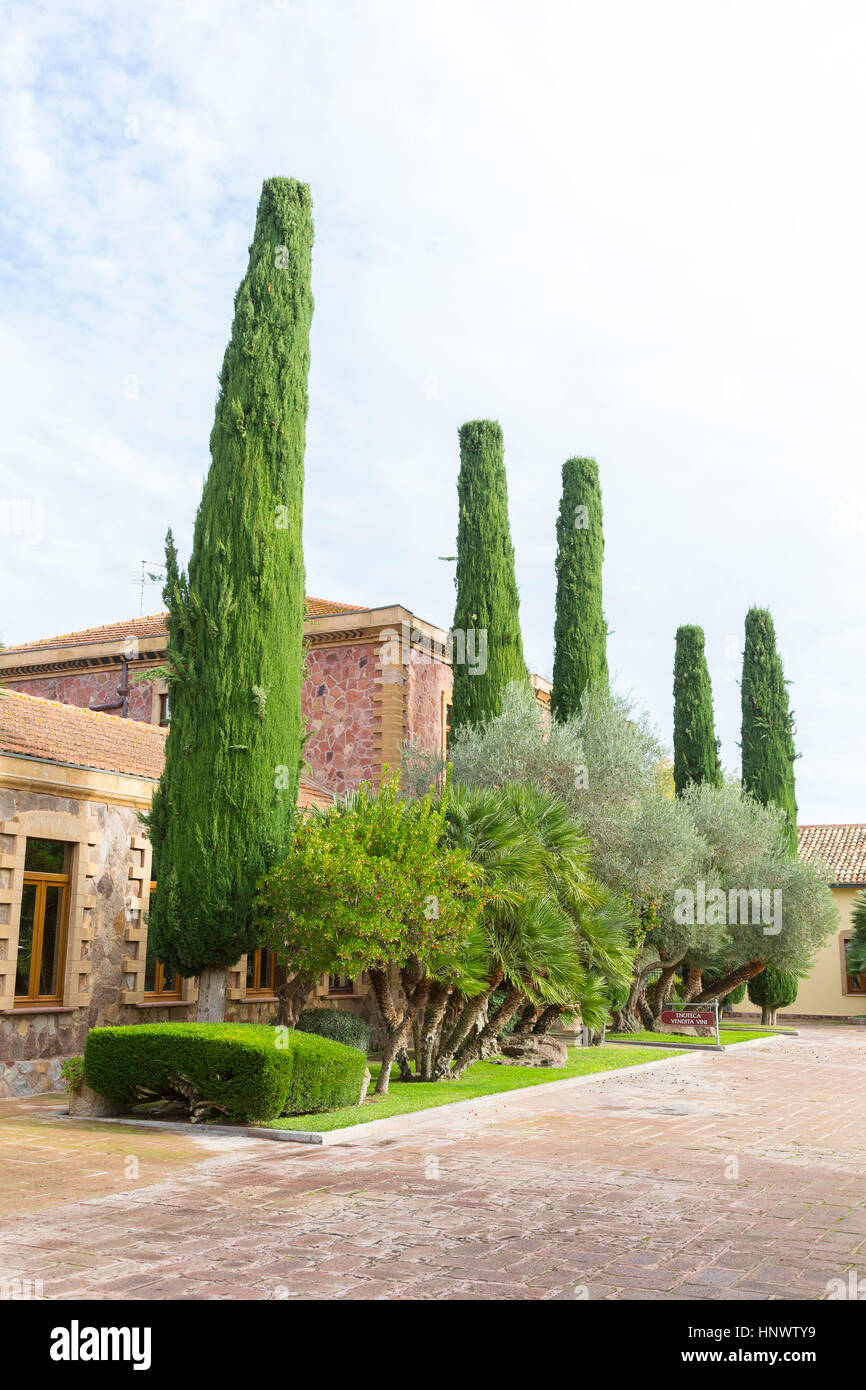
xmin=1 ymin=0 xmax=864 ymax=819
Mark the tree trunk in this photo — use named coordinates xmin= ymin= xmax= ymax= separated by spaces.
xmin=433 ymin=969 xmax=503 ymax=1078
xmin=450 ymin=984 xmax=523 ymax=1079
xmin=275 ymin=968 xmax=315 ymax=1028
xmin=369 ymin=968 xmax=405 ymax=1096
xmin=695 ymin=959 xmax=765 ymax=1003
xmin=762 ymin=1004 xmax=777 ymax=1027
xmin=533 ymin=1004 xmax=563 ymax=1035
xmin=419 ymin=982 xmax=452 ymax=1080
xmin=649 ymin=964 xmax=678 ymax=1020
xmin=370 ymin=967 xmax=429 ymax=1095
xmin=617 ymin=954 xmax=684 ymax=1035
xmin=513 ymin=1002 xmax=538 ymax=1034
xmin=196 ymin=965 xmax=227 ymax=1022
xmin=411 ymin=1008 xmax=423 ymax=1076
xmin=680 ymin=965 xmax=703 ymax=1002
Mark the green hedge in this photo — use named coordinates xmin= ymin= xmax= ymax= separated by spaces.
xmin=297 ymin=1008 xmax=371 ymax=1053
xmin=84 ymin=1022 xmax=367 ymax=1124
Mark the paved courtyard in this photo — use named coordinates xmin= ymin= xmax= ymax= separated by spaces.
xmin=0 ymin=1025 xmax=864 ymax=1301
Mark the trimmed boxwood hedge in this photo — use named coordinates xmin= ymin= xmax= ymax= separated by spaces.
xmin=297 ymin=1008 xmax=371 ymax=1053
xmin=84 ymin=1022 xmax=367 ymax=1125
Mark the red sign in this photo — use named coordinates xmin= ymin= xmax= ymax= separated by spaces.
xmin=660 ymin=1008 xmax=716 ymax=1028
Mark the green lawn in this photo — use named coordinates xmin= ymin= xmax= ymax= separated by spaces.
xmin=608 ymin=1028 xmax=777 ymax=1047
xmin=270 ymin=1043 xmax=685 ymax=1133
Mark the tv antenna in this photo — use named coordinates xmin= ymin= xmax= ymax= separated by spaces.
xmin=131 ymin=560 xmax=166 ymax=616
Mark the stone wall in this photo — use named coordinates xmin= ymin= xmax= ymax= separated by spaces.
xmin=301 ymin=643 xmax=381 ymax=792
xmin=0 ymin=787 xmax=147 ymax=1095
xmin=406 ymin=645 xmax=452 ymax=755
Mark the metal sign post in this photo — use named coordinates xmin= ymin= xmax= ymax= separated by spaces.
xmin=713 ymin=997 xmax=720 ymax=1049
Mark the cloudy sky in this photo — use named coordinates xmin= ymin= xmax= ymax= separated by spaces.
xmin=1 ymin=1 xmax=864 ymax=821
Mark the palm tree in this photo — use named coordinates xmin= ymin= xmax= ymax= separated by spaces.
xmin=427 ymin=783 xmax=622 ymax=1079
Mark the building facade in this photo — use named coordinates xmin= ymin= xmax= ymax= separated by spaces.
xmin=0 ymin=598 xmax=462 ymax=796
xmin=0 ymin=596 xmax=512 ymax=1094
xmin=778 ymin=825 xmax=866 ymax=1021
xmin=0 ymin=690 xmax=352 ymax=1096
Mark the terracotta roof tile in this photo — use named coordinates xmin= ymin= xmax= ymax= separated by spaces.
xmin=798 ymin=824 xmax=866 ymax=885
xmin=3 ymin=597 xmax=367 ymax=654
xmin=0 ymin=690 xmax=167 ymax=780
xmin=0 ymin=690 xmax=338 ymax=810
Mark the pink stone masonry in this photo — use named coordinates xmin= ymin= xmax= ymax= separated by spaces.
xmin=301 ymin=643 xmax=381 ymax=793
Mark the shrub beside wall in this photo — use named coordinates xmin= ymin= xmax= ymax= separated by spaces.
xmin=297 ymin=1008 xmax=371 ymax=1053
xmin=84 ymin=1022 xmax=367 ymax=1124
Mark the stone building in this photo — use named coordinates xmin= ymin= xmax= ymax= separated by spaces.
xmin=776 ymin=826 xmax=865 ymax=1023
xmin=0 ymin=689 xmax=340 ymax=1096
xmin=1 ymin=595 xmax=552 ymax=1094
xmin=0 ymin=598 xmax=464 ymax=795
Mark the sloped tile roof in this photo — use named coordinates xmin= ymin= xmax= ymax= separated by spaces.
xmin=0 ymin=690 xmax=167 ymax=780
xmin=0 ymin=689 xmax=337 ymax=810
xmin=2 ymin=597 xmax=367 ymax=654
xmin=3 ymin=613 xmax=170 ymax=653
xmin=798 ymin=824 xmax=866 ymax=885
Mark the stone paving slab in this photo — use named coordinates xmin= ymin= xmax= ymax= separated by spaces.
xmin=0 ymin=1026 xmax=864 ymax=1300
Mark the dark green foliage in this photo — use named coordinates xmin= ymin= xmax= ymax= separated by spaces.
xmin=847 ymin=891 xmax=866 ymax=974
xmin=297 ymin=1008 xmax=371 ymax=1054
xmin=673 ymin=625 xmax=722 ymax=795
xmin=84 ymin=1022 xmax=366 ymax=1124
xmin=747 ymin=967 xmax=799 ymax=1010
xmin=450 ymin=421 xmax=526 ymax=735
xmin=551 ymin=457 xmax=608 ymax=720
xmin=725 ymin=981 xmax=747 ymax=1006
xmin=741 ymin=608 xmax=798 ymax=855
xmin=148 ymin=178 xmax=313 ymax=976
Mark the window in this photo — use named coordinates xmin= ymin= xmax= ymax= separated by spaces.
xmin=844 ymin=940 xmax=866 ymax=995
xmin=328 ymin=973 xmax=354 ymax=996
xmin=144 ymin=882 xmax=181 ymax=999
xmin=158 ymin=692 xmax=170 ymax=727
xmin=247 ymin=949 xmax=276 ymax=996
xmin=441 ymin=692 xmax=452 ymax=756
xmin=15 ymin=839 xmax=70 ymax=1006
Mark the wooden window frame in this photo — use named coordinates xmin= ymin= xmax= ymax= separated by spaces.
xmin=15 ymin=866 xmax=70 ymax=1008
xmin=246 ymin=948 xmax=277 ymax=998
xmin=842 ymin=936 xmax=866 ymax=995
xmin=143 ymin=958 xmax=183 ymax=1001
xmin=441 ymin=691 xmax=452 ymax=757
xmin=143 ymin=881 xmax=182 ymax=1000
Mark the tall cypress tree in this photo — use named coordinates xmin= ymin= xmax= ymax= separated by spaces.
xmin=741 ymin=607 xmax=798 ymax=855
xmin=450 ymin=420 xmax=526 ymax=735
xmin=148 ymin=177 xmax=313 ymax=1019
xmin=672 ymin=624 xmax=722 ymax=795
xmin=551 ymin=457 xmax=608 ymax=720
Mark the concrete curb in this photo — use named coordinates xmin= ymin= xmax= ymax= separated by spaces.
xmin=59 ymin=1048 xmax=700 ymax=1148
xmin=55 ymin=1037 xmax=786 ymax=1149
